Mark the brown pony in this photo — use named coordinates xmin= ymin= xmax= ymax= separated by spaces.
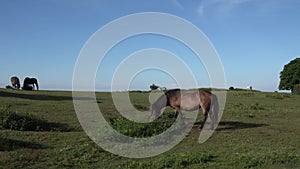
xmin=150 ymin=89 xmax=219 ymax=130
xmin=10 ymin=76 xmax=20 ymax=89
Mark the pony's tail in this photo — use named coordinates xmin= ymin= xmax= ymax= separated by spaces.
xmin=210 ymin=94 xmax=219 ymax=129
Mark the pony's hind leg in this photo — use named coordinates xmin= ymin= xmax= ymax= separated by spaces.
xmin=199 ymin=104 xmax=209 ymax=130
xmin=199 ymin=112 xmax=208 ymax=130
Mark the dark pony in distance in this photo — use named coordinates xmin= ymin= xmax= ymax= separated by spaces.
xmin=10 ymin=76 xmax=20 ymax=89
xmin=23 ymin=77 xmax=39 ymax=90
xmin=150 ymin=89 xmax=219 ymax=130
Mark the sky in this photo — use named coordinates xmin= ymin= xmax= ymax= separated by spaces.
xmin=1 ymin=0 xmax=300 ymax=92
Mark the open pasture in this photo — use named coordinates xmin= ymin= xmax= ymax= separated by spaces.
xmin=0 ymin=89 xmax=299 ymax=168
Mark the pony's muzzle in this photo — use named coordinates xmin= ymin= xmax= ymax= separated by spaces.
xmin=149 ymin=109 xmax=159 ymax=121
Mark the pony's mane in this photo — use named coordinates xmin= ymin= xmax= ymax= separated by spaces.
xmin=164 ymin=88 xmax=180 ymax=95
xmin=153 ymin=89 xmax=180 ymax=109
xmin=154 ymin=93 xmax=167 ymax=110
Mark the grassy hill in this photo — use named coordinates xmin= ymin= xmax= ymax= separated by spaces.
xmin=0 ymin=88 xmax=299 ymax=168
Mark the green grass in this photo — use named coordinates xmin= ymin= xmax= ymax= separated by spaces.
xmin=0 ymin=88 xmax=300 ymax=168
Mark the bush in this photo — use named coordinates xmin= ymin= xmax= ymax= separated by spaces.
xmin=293 ymin=84 xmax=300 ymax=94
xmin=0 ymin=106 xmax=45 ymax=131
xmin=0 ymin=106 xmax=71 ymax=131
xmin=229 ymin=86 xmax=235 ymax=90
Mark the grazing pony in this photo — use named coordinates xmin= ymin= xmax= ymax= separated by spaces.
xmin=150 ymin=89 xmax=219 ymax=130
xmin=23 ymin=77 xmax=39 ymax=90
xmin=10 ymin=76 xmax=20 ymax=89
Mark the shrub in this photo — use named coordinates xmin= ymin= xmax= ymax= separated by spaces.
xmin=0 ymin=105 xmax=71 ymax=131
xmin=0 ymin=106 xmax=44 ymax=131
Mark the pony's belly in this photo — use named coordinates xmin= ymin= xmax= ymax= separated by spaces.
xmin=181 ymin=105 xmax=200 ymax=111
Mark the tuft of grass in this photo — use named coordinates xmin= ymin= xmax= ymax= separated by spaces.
xmin=250 ymin=103 xmax=265 ymax=110
xmin=247 ymin=113 xmax=255 ymax=118
xmin=53 ymin=143 xmax=104 ymax=168
xmin=133 ymin=104 xmax=149 ymax=111
xmin=232 ymin=103 xmax=265 ymax=111
xmin=236 ymin=149 xmax=300 ymax=168
xmin=266 ymin=93 xmax=292 ymax=100
xmin=126 ymin=152 xmax=214 ymax=169
xmin=109 ymin=116 xmax=174 ymax=138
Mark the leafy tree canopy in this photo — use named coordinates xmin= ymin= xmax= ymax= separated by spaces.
xmin=150 ymin=84 xmax=159 ymax=91
xmin=279 ymin=58 xmax=300 ymax=92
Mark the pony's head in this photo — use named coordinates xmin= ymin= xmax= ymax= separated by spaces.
xmin=150 ymin=94 xmax=167 ymax=120
xmin=150 ymin=104 xmax=160 ymax=119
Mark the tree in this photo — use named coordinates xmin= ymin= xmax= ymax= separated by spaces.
xmin=279 ymin=58 xmax=300 ymax=92
xmin=229 ymin=86 xmax=235 ymax=90
xmin=150 ymin=84 xmax=159 ymax=91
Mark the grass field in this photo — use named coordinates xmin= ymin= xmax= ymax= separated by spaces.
xmin=0 ymin=88 xmax=300 ymax=169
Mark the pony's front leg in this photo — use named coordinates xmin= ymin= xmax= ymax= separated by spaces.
xmin=174 ymin=110 xmax=185 ymax=128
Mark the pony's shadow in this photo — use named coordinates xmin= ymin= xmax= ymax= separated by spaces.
xmin=216 ymin=121 xmax=269 ymax=131
xmin=0 ymin=91 xmax=72 ymax=101
xmin=0 ymin=138 xmax=49 ymax=151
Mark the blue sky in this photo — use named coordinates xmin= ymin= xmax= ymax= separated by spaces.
xmin=1 ymin=0 xmax=299 ymax=91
